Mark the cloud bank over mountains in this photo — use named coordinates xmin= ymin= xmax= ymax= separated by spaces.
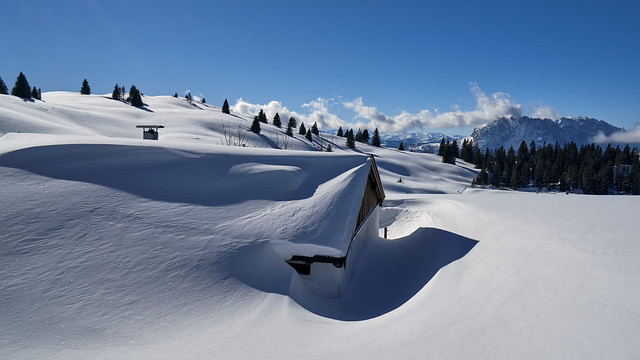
xmin=231 ymin=83 xmax=570 ymax=134
xmin=593 ymin=123 xmax=640 ymax=145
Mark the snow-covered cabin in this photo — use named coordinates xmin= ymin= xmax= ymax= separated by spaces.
xmin=282 ymin=155 xmax=385 ymax=296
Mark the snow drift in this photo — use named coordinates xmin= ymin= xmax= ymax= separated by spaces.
xmin=1 ymin=93 xmax=638 ymax=359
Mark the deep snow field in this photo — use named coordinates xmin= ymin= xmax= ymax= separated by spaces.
xmin=1 ymin=93 xmax=639 ymax=359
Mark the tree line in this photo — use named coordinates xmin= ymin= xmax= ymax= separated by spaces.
xmin=334 ymin=126 xmax=404 ymax=150
xmin=0 ymin=72 xmax=41 ymax=100
xmin=461 ymin=139 xmax=640 ymax=195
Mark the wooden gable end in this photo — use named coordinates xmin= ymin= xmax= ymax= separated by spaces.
xmin=353 ymin=155 xmax=385 ymax=237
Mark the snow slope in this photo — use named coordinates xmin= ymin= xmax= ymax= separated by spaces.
xmin=1 ymin=93 xmax=638 ymax=359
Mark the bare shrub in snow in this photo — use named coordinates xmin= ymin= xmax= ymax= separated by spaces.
xmin=274 ymin=130 xmax=293 ymax=150
xmin=221 ymin=122 xmax=248 ymax=147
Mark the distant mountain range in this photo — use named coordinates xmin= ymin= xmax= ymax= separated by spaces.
xmin=381 ymin=132 xmax=465 ymax=153
xmin=470 ymin=116 xmax=623 ymax=150
xmin=379 ymin=116 xmax=625 ymax=153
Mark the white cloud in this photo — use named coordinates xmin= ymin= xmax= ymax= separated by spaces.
xmin=229 ymin=84 xmax=551 ymax=134
xmin=530 ymin=104 xmax=559 ymax=120
xmin=593 ymin=123 xmax=640 ymax=144
xmin=231 ymin=97 xmax=345 ymax=130
xmin=342 ymin=83 xmax=522 ymax=132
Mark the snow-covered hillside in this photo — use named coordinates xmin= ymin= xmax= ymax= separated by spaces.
xmin=1 ymin=93 xmax=638 ymax=359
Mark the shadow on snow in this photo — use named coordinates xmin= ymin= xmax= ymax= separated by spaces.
xmin=0 ymin=143 xmax=364 ymax=206
xmin=229 ymin=227 xmax=478 ymax=321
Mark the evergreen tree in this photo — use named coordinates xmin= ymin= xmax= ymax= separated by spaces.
xmin=112 ymin=84 xmax=121 ymax=100
xmin=355 ymin=129 xmax=364 ymax=143
xmin=451 ymin=140 xmax=460 ymax=158
xmin=504 ymin=146 xmax=516 ymax=187
xmin=346 ymin=129 xmax=356 ymax=149
xmin=173 ymin=93 xmax=178 ymax=98
xmin=473 ymin=144 xmax=483 ymax=169
xmin=398 ymin=141 xmax=405 ymax=151
xmin=31 ymin=86 xmax=38 ymax=99
xmin=127 ymin=85 xmax=143 ymax=107
xmin=371 ymin=128 xmax=381 ymax=147
xmin=298 ymin=122 xmax=306 ymax=135
xmin=201 ymin=97 xmax=206 ymax=104
xmin=36 ymin=88 xmax=42 ymax=100
xmin=438 ymin=137 xmax=446 ymax=156
xmin=11 ymin=72 xmax=31 ymax=99
xmin=311 ymin=122 xmax=319 ymax=136
xmin=286 ymin=124 xmax=294 ymax=137
xmin=80 ymin=79 xmax=91 ymax=95
xmin=287 ymin=116 xmax=297 ymax=129
xmin=476 ymin=167 xmax=489 ymax=186
xmin=120 ymin=86 xmax=126 ymax=99
xmin=440 ymin=140 xmax=448 ymax=161
xmin=222 ymin=98 xmax=230 ymax=114
xmin=258 ymin=109 xmax=267 ymax=123
xmin=510 ymin=166 xmax=519 ymax=189
xmin=185 ymin=92 xmax=193 ymax=103
xmin=305 ymin=129 xmax=313 ymax=141
xmin=631 ymin=153 xmax=640 ymax=195
xmin=326 ymin=144 xmax=333 ymax=152
xmin=362 ymin=129 xmax=370 ymax=143
xmin=250 ymin=116 xmax=261 ymax=133
xmin=0 ymin=75 xmax=8 ymax=95
xmin=273 ymin=113 xmax=282 ymax=128
xmin=442 ymin=141 xmax=456 ymax=164
xmin=336 ymin=126 xmax=344 ymax=137
xmin=460 ymin=139 xmax=474 ymax=163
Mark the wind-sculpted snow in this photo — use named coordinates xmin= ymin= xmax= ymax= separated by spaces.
xmin=0 ymin=142 xmax=363 ymax=207
xmin=1 ymin=93 xmax=639 ymax=359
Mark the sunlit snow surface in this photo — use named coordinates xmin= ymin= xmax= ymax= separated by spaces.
xmin=1 ymin=93 xmax=639 ymax=359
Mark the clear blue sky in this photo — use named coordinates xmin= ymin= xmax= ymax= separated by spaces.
xmin=1 ymin=0 xmax=639 ymax=134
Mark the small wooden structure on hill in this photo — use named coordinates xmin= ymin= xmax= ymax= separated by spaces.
xmin=136 ymin=125 xmax=164 ymax=140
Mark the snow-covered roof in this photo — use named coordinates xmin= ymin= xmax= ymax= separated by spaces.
xmin=0 ymin=133 xmax=375 ymax=259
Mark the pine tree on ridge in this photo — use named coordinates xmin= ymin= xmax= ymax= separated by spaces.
xmin=222 ymin=98 xmax=230 ymax=114
xmin=11 ymin=72 xmax=31 ymax=99
xmin=80 ymin=79 xmax=91 ymax=95
xmin=0 ymin=75 xmax=8 ymax=95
